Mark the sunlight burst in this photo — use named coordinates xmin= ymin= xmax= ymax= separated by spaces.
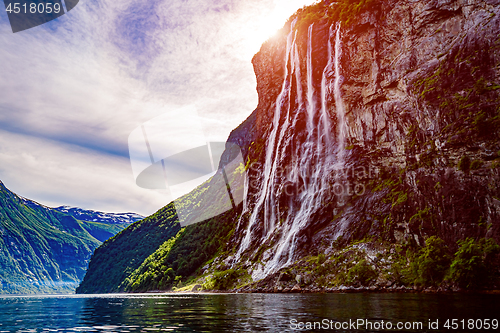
xmin=242 ymin=0 xmax=317 ymax=58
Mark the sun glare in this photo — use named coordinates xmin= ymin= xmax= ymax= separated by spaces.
xmin=243 ymin=0 xmax=317 ymax=58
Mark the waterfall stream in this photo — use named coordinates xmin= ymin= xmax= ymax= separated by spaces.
xmin=233 ymin=23 xmax=297 ymax=264
xmin=233 ymin=22 xmax=346 ymax=280
xmin=333 ymin=25 xmax=346 ymax=167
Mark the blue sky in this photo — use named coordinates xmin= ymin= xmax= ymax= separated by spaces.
xmin=0 ymin=0 xmax=314 ymax=215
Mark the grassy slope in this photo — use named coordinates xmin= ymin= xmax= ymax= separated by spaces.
xmin=121 ymin=207 xmax=239 ymax=292
xmin=118 ymin=164 xmax=244 ymax=292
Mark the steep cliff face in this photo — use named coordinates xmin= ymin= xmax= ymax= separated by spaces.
xmin=80 ymin=0 xmax=500 ymax=293
xmin=218 ymin=0 xmax=500 ymax=286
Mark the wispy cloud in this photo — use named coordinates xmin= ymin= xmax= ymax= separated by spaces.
xmin=0 ymin=0 xmax=314 ymax=215
xmin=0 ymin=129 xmax=168 ymax=213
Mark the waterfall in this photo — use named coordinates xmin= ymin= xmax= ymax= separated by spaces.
xmin=233 ymin=22 xmax=346 ymax=279
xmin=233 ymin=23 xmax=298 ymax=264
xmin=333 ymin=24 xmax=346 ymax=167
xmin=320 ymin=25 xmax=335 ymax=155
xmin=306 ymin=24 xmax=315 ymax=130
xmin=263 ymin=24 xmax=339 ymax=275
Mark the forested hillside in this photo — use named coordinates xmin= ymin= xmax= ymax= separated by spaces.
xmin=76 ymin=203 xmax=180 ymax=293
xmin=0 ymin=180 xmax=137 ymax=294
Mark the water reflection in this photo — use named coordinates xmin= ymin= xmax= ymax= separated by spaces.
xmin=0 ymin=293 xmax=498 ymax=332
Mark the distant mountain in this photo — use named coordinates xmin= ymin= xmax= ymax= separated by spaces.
xmin=0 ymin=180 xmax=140 ymax=294
xmin=53 ymin=206 xmax=143 ymax=225
xmin=52 ymin=206 xmax=143 ymax=242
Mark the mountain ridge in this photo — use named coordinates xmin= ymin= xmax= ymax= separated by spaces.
xmin=53 ymin=206 xmax=143 ymax=225
xmin=0 ymin=180 xmax=139 ymax=294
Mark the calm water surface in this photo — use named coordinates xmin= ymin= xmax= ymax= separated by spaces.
xmin=0 ymin=293 xmax=498 ymax=332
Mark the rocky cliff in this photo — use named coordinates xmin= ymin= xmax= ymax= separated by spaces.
xmin=214 ymin=0 xmax=500 ymax=290
xmin=79 ymin=0 xmax=500 ymax=293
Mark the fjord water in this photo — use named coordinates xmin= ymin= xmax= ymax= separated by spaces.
xmin=0 ymin=293 xmax=498 ymax=332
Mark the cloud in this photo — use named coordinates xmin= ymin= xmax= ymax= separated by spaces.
xmin=0 ymin=129 xmax=168 ymax=215
xmin=0 ymin=0 xmax=314 ymax=215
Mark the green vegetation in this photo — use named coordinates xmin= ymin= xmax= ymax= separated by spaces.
xmin=77 ymin=220 xmax=129 ymax=243
xmin=410 ymin=40 xmax=500 ymax=154
xmin=491 ymin=158 xmax=500 ymax=169
xmin=346 ymin=259 xmax=377 ymax=286
xmin=203 ymin=269 xmax=244 ymax=290
xmin=470 ymin=159 xmax=483 ymax=170
xmin=291 ymin=241 xmax=382 ymax=288
xmin=402 ymin=237 xmax=499 ymax=289
xmin=392 ymin=192 xmax=408 ymax=208
xmin=409 ymin=208 xmax=432 ymax=226
xmin=121 ymin=206 xmax=239 ymax=292
xmin=245 ymin=139 xmax=266 ymax=170
xmin=411 ymin=236 xmax=451 ymax=286
xmin=457 ymin=155 xmax=470 ymax=172
xmin=316 ymin=253 xmax=327 ymax=265
xmin=448 ymin=238 xmax=500 ymax=289
xmin=76 ymin=203 xmax=181 ymax=293
xmin=283 ymin=236 xmax=499 ymax=291
xmin=291 ymin=0 xmax=379 ymax=32
xmin=122 ymin=230 xmax=185 ymax=291
xmin=78 ymin=159 xmax=244 ymax=294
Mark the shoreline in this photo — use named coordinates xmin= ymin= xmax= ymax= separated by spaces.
xmin=141 ymin=287 xmax=500 ymax=295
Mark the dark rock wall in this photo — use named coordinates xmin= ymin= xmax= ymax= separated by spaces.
xmin=228 ymin=0 xmax=500 ymax=269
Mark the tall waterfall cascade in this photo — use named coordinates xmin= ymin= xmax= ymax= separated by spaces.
xmin=233 ymin=22 xmax=347 ymax=280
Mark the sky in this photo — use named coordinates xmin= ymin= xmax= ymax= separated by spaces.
xmin=0 ymin=0 xmax=315 ymax=216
